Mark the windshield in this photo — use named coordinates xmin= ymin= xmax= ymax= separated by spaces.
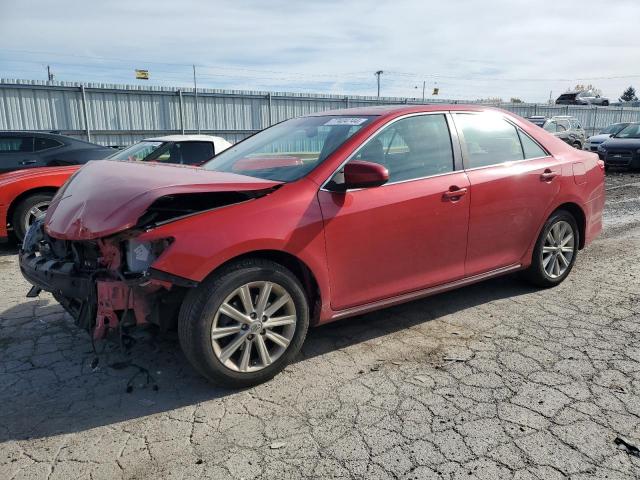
xmin=203 ymin=115 xmax=376 ymax=181
xmin=107 ymin=141 xmax=165 ymax=161
xmin=600 ymin=123 xmax=628 ymax=135
xmin=614 ymin=123 xmax=640 ymax=139
xmin=543 ymin=121 xmax=556 ymax=132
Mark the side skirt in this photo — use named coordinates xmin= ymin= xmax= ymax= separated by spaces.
xmin=328 ymin=264 xmax=522 ymax=322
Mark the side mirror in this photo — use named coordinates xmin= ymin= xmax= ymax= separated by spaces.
xmin=343 ymin=160 xmax=389 ymax=189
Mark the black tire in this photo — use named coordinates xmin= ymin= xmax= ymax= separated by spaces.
xmin=602 ymin=100 xmax=609 ymax=106
xmin=572 ymin=141 xmax=582 ymax=150
xmin=12 ymin=192 xmax=54 ymax=243
xmin=178 ymin=258 xmax=309 ymax=387
xmin=522 ymin=210 xmax=579 ymax=288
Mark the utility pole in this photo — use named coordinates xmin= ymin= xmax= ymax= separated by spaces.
xmin=46 ymin=65 xmax=54 ymax=82
xmin=193 ymin=64 xmax=200 ymax=134
xmin=375 ymin=70 xmax=383 ymax=98
xmin=422 ymin=81 xmax=426 ymax=102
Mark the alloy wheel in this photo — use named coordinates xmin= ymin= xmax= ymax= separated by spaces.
xmin=542 ymin=220 xmax=575 ymax=279
xmin=210 ymin=281 xmax=297 ymax=372
xmin=24 ymin=201 xmax=50 ymax=233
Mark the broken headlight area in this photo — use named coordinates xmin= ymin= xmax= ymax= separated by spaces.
xmin=135 ymin=189 xmax=279 ymax=229
xmin=20 ymin=220 xmax=191 ymax=341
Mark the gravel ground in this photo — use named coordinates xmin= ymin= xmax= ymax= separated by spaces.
xmin=1 ymin=172 xmax=640 ymax=480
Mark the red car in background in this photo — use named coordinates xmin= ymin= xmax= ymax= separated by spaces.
xmin=20 ymin=105 xmax=605 ymax=387
xmin=0 ymin=135 xmax=231 ymax=242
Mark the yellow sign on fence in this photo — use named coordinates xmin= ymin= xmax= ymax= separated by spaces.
xmin=135 ymin=70 xmax=150 ymax=80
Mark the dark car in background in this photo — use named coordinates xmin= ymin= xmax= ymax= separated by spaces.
xmin=597 ymin=122 xmax=640 ymax=170
xmin=584 ymin=122 xmax=631 ymax=152
xmin=0 ymin=132 xmax=115 ymax=174
xmin=556 ymin=90 xmax=610 ymax=106
xmin=528 ymin=116 xmax=586 ymax=149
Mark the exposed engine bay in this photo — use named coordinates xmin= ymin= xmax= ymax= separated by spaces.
xmin=20 ymin=218 xmax=190 ymax=340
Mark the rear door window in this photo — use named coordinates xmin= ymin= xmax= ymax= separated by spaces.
xmin=34 ymin=137 xmax=63 ymax=151
xmin=518 ymin=131 xmax=548 ymax=159
xmin=454 ymin=113 xmax=524 ymax=168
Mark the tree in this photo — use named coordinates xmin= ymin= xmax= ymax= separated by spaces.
xmin=510 ymin=97 xmax=523 ymax=103
xmin=620 ymin=86 xmax=638 ymax=102
xmin=569 ymin=84 xmax=602 ymax=96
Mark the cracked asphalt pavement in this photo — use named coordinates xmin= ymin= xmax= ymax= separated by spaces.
xmin=2 ymin=172 xmax=640 ymax=479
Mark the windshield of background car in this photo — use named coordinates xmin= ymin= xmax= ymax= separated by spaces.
xmin=600 ymin=124 xmax=626 ymax=135
xmin=203 ymin=115 xmax=376 ymax=181
xmin=107 ymin=141 xmax=165 ymax=161
xmin=614 ymin=124 xmax=640 ymax=139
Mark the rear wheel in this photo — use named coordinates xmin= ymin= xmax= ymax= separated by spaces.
xmin=572 ymin=141 xmax=582 ymax=149
xmin=12 ymin=193 xmax=54 ymax=243
xmin=178 ymin=258 xmax=309 ymax=387
xmin=522 ymin=210 xmax=579 ymax=288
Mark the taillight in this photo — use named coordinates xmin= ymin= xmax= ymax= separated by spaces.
xmin=597 ymin=159 xmax=605 ymax=172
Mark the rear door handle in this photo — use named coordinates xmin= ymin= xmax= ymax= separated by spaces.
xmin=443 ymin=186 xmax=468 ymax=201
xmin=540 ymin=170 xmax=558 ymax=181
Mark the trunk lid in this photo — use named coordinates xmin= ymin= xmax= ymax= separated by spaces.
xmin=45 ymin=160 xmax=282 ymax=240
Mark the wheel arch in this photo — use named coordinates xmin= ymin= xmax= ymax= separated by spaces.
xmin=6 ymin=186 xmax=59 ymax=229
xmin=553 ymin=202 xmax=586 ymax=249
xmin=206 ymin=249 xmax=322 ymax=324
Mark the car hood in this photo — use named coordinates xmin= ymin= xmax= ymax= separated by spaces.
xmin=0 ymin=165 xmax=80 ymax=186
xmin=587 ymin=134 xmax=613 ymax=144
xmin=45 ymin=160 xmax=282 ymax=240
xmin=601 ymin=137 xmax=640 ymax=149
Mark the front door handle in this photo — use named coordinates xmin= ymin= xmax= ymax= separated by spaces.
xmin=20 ymin=160 xmax=37 ymax=165
xmin=443 ymin=186 xmax=468 ymax=201
xmin=540 ymin=169 xmax=558 ymax=181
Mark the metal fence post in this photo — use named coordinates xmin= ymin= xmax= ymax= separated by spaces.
xmin=619 ymin=107 xmax=624 ymax=122
xmin=267 ymin=93 xmax=273 ymax=127
xmin=178 ymin=90 xmax=185 ymax=134
xmin=80 ymin=85 xmax=92 ymax=142
xmin=592 ymin=106 xmax=597 ymax=136
xmin=344 ymin=96 xmax=349 ymax=108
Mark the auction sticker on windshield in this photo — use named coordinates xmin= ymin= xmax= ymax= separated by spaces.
xmin=324 ymin=117 xmax=369 ymax=126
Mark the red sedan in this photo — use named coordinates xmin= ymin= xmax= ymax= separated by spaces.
xmin=20 ymin=105 xmax=605 ymax=387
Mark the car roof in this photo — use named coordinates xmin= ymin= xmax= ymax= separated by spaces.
xmin=143 ymin=134 xmax=226 ymax=142
xmin=306 ymin=104 xmax=492 ymax=117
xmin=0 ymin=130 xmax=109 ymax=148
xmin=144 ymin=134 xmax=233 ymax=150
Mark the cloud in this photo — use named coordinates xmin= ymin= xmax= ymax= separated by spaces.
xmin=0 ymin=0 xmax=638 ymax=101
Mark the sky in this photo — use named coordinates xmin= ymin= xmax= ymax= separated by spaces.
xmin=1 ymin=0 xmax=639 ymax=103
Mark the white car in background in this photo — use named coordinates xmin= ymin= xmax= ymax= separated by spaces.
xmin=108 ymin=134 xmax=232 ymax=165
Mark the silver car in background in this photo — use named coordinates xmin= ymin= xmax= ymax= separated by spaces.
xmin=584 ymin=123 xmax=631 ymax=152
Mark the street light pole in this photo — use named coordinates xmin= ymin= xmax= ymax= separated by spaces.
xmin=375 ymin=70 xmax=383 ymax=98
xmin=422 ymin=81 xmax=426 ymax=102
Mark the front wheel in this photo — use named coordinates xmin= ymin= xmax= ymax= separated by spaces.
xmin=12 ymin=192 xmax=54 ymax=243
xmin=572 ymin=141 xmax=582 ymax=149
xmin=522 ymin=210 xmax=579 ymax=288
xmin=178 ymin=258 xmax=309 ymax=387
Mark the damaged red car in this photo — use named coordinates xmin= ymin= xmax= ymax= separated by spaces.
xmin=20 ymin=105 xmax=605 ymax=387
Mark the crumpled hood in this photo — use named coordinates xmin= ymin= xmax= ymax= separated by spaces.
xmin=45 ymin=160 xmax=282 ymax=240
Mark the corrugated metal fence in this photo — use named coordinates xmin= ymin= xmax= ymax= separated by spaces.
xmin=2 ymin=78 xmax=640 ymax=146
